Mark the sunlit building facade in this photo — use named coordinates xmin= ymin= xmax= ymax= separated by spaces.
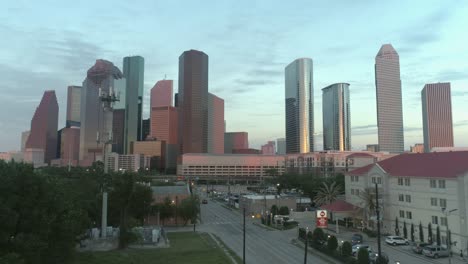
xmin=207 ymin=93 xmax=224 ymax=154
xmin=322 ymin=83 xmax=351 ymax=151
xmin=66 ymin=85 xmax=81 ymax=127
xmin=224 ymin=132 xmax=249 ymax=153
xmin=151 ymin=80 xmax=173 ymax=108
xmin=285 ymin=58 xmax=314 ymax=153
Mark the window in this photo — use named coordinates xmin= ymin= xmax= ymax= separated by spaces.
xmin=404 ymin=178 xmax=410 ymax=186
xmin=441 ymin=217 xmax=448 ymax=226
xmin=432 ymin=216 xmax=438 ymax=225
xmin=351 ymin=189 xmax=355 ymax=195
xmin=398 ymin=194 xmax=404 ymax=201
xmin=355 ymin=176 xmax=359 ymax=182
xmin=438 ymin=180 xmax=446 ymax=189
xmin=356 ymin=189 xmax=360 ymax=196
xmin=405 ymin=195 xmax=411 ymax=203
xmin=440 ymin=199 xmax=447 ymax=208
xmin=430 ymin=180 xmax=437 ymax=188
xmin=406 ymin=211 xmax=412 ymax=219
xmin=431 ymin=198 xmax=438 ymax=206
xmin=398 ymin=178 xmax=403 ymax=185
xmin=372 ymin=177 xmax=376 ymax=184
xmin=377 ymin=177 xmax=382 ymax=184
xmin=399 ymin=210 xmax=405 ymax=218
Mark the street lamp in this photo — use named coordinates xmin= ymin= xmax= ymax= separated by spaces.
xmin=304 ymin=226 xmax=309 ymax=264
xmin=442 ymin=207 xmax=457 ymax=264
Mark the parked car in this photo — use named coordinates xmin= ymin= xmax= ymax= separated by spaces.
xmin=352 ymin=244 xmax=371 ymax=256
xmin=369 ymin=251 xmax=389 ymax=264
xmin=385 ymin=236 xmax=409 ymax=246
xmin=351 ymin=233 xmax=364 ymax=245
xmin=412 ymin=242 xmax=430 ymax=254
xmin=422 ymin=245 xmax=450 ymax=259
xmin=202 ymin=199 xmax=208 ymax=204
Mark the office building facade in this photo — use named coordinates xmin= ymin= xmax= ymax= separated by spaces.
xmin=375 ymin=44 xmax=404 ymax=153
xmin=224 ymin=132 xmax=249 ymax=153
xmin=285 ymin=58 xmax=314 ymax=153
xmin=66 ymin=86 xmax=81 ymax=127
xmin=151 ymin=80 xmax=173 ymax=108
xmin=422 ymin=82 xmax=454 ymax=152
xmin=207 ymin=93 xmax=224 ymax=154
xmin=276 ymin=138 xmax=286 ymax=155
xmin=178 ymin=50 xmax=209 ymax=154
xmin=25 ymin=90 xmax=59 ymax=164
xmin=322 ymin=83 xmax=351 ymax=151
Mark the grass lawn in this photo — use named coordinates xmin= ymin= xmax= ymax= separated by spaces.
xmin=74 ymin=232 xmax=236 ymax=264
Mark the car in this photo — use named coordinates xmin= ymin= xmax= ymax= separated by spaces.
xmin=412 ymin=242 xmax=430 ymax=254
xmin=202 ymin=199 xmax=208 ymax=204
xmin=369 ymin=251 xmax=389 ymax=264
xmin=422 ymin=245 xmax=450 ymax=259
xmin=352 ymin=244 xmax=371 ymax=256
xmin=385 ymin=236 xmax=409 ymax=246
xmin=351 ymin=233 xmax=364 ymax=245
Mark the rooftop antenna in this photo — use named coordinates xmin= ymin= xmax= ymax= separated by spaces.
xmin=164 ymin=74 xmax=167 ymax=80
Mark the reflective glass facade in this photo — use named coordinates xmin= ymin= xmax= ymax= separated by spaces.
xmin=322 ymin=83 xmax=351 ymax=151
xmin=285 ymin=58 xmax=313 ymax=153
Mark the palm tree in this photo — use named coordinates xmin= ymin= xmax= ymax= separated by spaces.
xmin=358 ymin=187 xmax=376 ymax=229
xmin=313 ymin=181 xmax=342 ymax=206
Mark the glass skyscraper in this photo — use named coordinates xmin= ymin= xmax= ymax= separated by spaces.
xmin=285 ymin=58 xmax=314 ymax=153
xmin=123 ymin=56 xmax=144 ymax=154
xmin=375 ymin=44 xmax=404 ymax=153
xmin=322 ymin=83 xmax=351 ymax=151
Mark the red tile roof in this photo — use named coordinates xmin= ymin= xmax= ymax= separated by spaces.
xmin=348 ymin=151 xmax=468 ymax=178
xmin=347 ymin=152 xmax=374 ymax=158
xmin=320 ymin=200 xmax=358 ymax=212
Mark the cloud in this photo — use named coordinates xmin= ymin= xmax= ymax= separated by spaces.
xmin=454 ymin=120 xmax=468 ymax=127
xmin=234 ymin=78 xmax=276 ymax=86
xmin=353 ymin=124 xmax=377 ymax=130
xmin=437 ymin=70 xmax=468 ymax=82
xmin=452 ymin=91 xmax=468 ymax=97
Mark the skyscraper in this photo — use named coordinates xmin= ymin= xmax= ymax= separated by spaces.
xmin=25 ymin=90 xmax=59 ymax=164
xmin=151 ymin=106 xmax=178 ymax=170
xmin=207 ymin=93 xmax=224 ymax=154
xmin=79 ymin=60 xmax=123 ymax=164
xmin=285 ymin=58 xmax=314 ymax=153
xmin=151 ymin=80 xmax=173 ymax=108
xmin=422 ymin=82 xmax=454 ymax=152
xmin=375 ymin=44 xmax=404 ymax=153
xmin=21 ymin=130 xmax=30 ymax=152
xmin=224 ymin=132 xmax=249 ymax=153
xmin=66 ymin=86 xmax=81 ymax=127
xmin=178 ymin=50 xmax=209 ymax=154
xmin=322 ymin=83 xmax=351 ymax=151
xmin=123 ymin=56 xmax=144 ymax=153
xmin=276 ymin=138 xmax=286 ymax=155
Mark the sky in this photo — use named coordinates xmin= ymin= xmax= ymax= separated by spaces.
xmin=1 ymin=0 xmax=467 ymax=152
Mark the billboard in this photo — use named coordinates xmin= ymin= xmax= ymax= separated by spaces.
xmin=316 ymin=210 xmax=328 ymax=228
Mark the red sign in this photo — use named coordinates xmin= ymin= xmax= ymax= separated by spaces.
xmin=316 ymin=210 xmax=328 ymax=228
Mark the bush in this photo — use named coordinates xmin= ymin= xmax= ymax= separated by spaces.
xmin=327 ymin=235 xmax=338 ymax=252
xmin=376 ymin=255 xmax=389 ymax=264
xmin=283 ymin=220 xmax=298 ymax=229
xmin=342 ymin=241 xmax=352 ymax=257
xmin=312 ymin=228 xmax=326 ymax=247
xmin=279 ymin=206 xmax=289 ymax=215
xmin=363 ymin=228 xmax=377 ymax=238
xmin=346 ymin=257 xmax=358 ymax=264
xmin=357 ymin=248 xmax=369 ymax=264
xmin=298 ymin=227 xmax=306 ymax=239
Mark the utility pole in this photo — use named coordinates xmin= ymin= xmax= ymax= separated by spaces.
xmin=243 ymin=207 xmax=246 ymax=264
xmin=375 ymin=183 xmax=382 ymax=260
xmin=304 ymin=227 xmax=308 ymax=264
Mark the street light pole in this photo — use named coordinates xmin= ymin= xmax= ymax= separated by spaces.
xmin=443 ymin=208 xmax=457 ymax=264
xmin=375 ymin=183 xmax=382 ymax=260
xmin=304 ymin=227 xmax=308 ymax=264
xmin=243 ymin=207 xmax=246 ymax=264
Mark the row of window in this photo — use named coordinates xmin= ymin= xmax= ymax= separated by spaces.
xmin=399 ymin=210 xmax=413 ymax=219
xmin=350 ymin=189 xmax=360 ymax=196
xmin=350 ymin=175 xmax=359 ymax=182
xmin=371 ymin=177 xmax=382 ymax=184
xmin=398 ymin=194 xmax=411 ymax=203
xmin=430 ymin=179 xmax=446 ymax=189
xmin=430 ymin=197 xmax=447 ymax=207
xmin=397 ymin=178 xmax=411 ymax=186
xmin=431 ymin=216 xmax=448 ymax=226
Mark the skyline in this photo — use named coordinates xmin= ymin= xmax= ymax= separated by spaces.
xmin=1 ymin=1 xmax=468 ymax=151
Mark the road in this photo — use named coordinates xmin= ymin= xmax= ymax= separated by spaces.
xmin=197 ymin=196 xmax=334 ymax=263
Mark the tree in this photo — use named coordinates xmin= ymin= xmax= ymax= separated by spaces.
xmin=428 ymin=223 xmax=433 ymax=244
xmin=341 ymin=241 xmax=352 ymax=256
xmin=357 ymin=247 xmax=369 ymax=264
xmin=270 ymin=205 xmax=278 ymax=216
xmin=419 ymin=222 xmax=424 ymax=242
xmin=312 ymin=228 xmax=326 ymax=246
xmin=128 ymin=184 xmax=154 ymax=225
xmin=159 ymin=197 xmax=174 ymax=224
xmin=358 ymin=188 xmax=376 ymax=229
xmin=436 ymin=225 xmax=441 ymax=246
xmin=313 ymin=182 xmax=342 ymax=206
xmin=403 ymin=221 xmax=407 ymax=239
xmin=279 ymin=206 xmax=289 ymax=215
xmin=411 ymin=223 xmax=415 ymax=242
xmin=179 ymin=196 xmax=200 ymax=226
xmin=395 ymin=217 xmax=400 ymax=236
xmin=327 ymin=235 xmax=338 ymax=253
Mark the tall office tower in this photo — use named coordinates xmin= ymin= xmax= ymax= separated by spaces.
xmin=422 ymin=82 xmax=454 ymax=152
xmin=375 ymin=44 xmax=404 ymax=153
xmin=224 ymin=132 xmax=249 ymax=153
xmin=112 ymin=109 xmax=125 ymax=154
xmin=66 ymin=86 xmax=82 ymax=127
xmin=142 ymin=118 xmax=150 ymax=141
xmin=207 ymin=93 xmax=224 ymax=154
xmin=276 ymin=138 xmax=286 ymax=154
xmin=25 ymin=90 xmax=59 ymax=164
xmin=178 ymin=50 xmax=209 ymax=154
xmin=366 ymin=144 xmax=379 ymax=152
xmin=123 ymin=56 xmax=144 ymax=153
xmin=150 ymin=106 xmax=178 ymax=169
xmin=174 ymin=93 xmax=179 ymax=107
xmin=79 ymin=60 xmax=123 ymax=164
xmin=322 ymin=83 xmax=351 ymax=151
xmin=60 ymin=127 xmax=80 ymax=164
xmin=151 ymin=80 xmax=173 ymax=108
xmin=56 ymin=128 xmax=63 ymax=159
xmin=21 ymin=130 xmax=30 ymax=152
xmin=285 ymin=58 xmax=314 ymax=153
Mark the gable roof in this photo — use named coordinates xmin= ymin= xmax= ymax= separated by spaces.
xmin=320 ymin=200 xmax=358 ymax=212
xmin=347 ymin=151 xmax=468 ymax=178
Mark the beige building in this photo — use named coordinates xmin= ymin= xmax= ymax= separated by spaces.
xmin=239 ymin=195 xmax=296 ymax=216
xmin=131 ymin=140 xmax=165 ymax=170
xmin=346 ymin=151 xmax=468 ymax=254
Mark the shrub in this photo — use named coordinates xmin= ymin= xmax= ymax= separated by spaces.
xmin=283 ymin=220 xmax=298 ymax=229
xmin=327 ymin=235 xmax=338 ymax=252
xmin=279 ymin=206 xmax=289 ymax=215
xmin=342 ymin=241 xmax=352 ymax=257
xmin=363 ymin=228 xmax=377 ymax=237
xmin=312 ymin=228 xmax=326 ymax=247
xmin=298 ymin=227 xmax=306 ymax=239
xmin=357 ymin=248 xmax=369 ymax=264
